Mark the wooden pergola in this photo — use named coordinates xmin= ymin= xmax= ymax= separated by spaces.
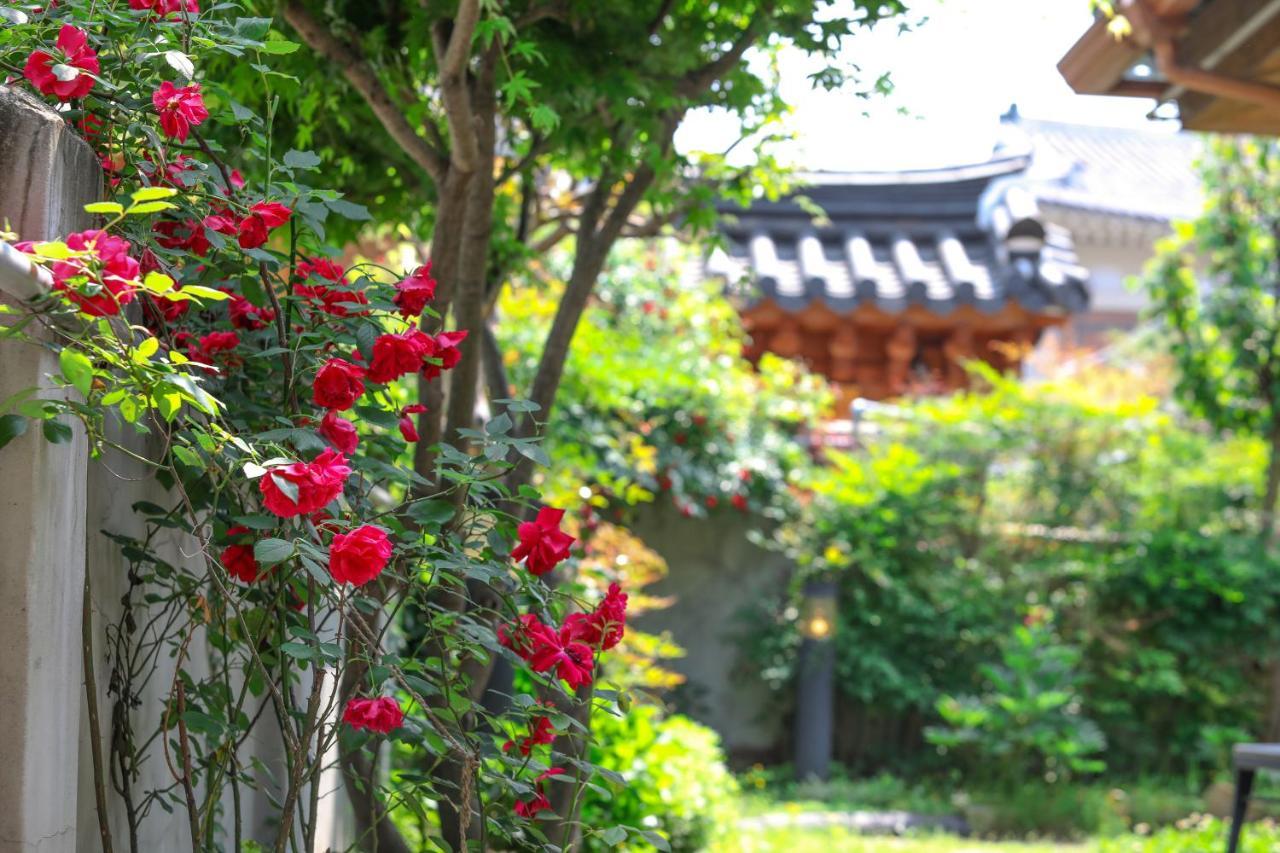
xmin=1060 ymin=0 xmax=1280 ymax=134
xmin=705 ymin=158 xmax=1090 ymax=410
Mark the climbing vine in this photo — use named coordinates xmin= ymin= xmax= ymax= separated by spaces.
xmin=1 ymin=4 xmax=644 ymax=850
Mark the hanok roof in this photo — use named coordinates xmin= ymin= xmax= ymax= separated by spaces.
xmin=998 ymin=115 xmax=1203 ymax=223
xmin=706 ymin=156 xmax=1090 ymax=318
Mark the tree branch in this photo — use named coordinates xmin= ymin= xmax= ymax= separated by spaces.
xmin=433 ymin=0 xmax=483 ymax=174
xmin=675 ymin=9 xmax=769 ymax=99
xmin=281 ymin=0 xmax=448 ymax=184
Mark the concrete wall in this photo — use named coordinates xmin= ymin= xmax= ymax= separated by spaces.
xmin=629 ymin=504 xmax=792 ymax=762
xmin=0 ymin=86 xmax=344 ymax=852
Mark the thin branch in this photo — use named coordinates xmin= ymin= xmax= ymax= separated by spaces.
xmin=281 ymin=0 xmax=448 ymax=184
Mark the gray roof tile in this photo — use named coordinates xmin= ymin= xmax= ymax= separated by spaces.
xmin=711 ymin=157 xmax=1090 ymax=317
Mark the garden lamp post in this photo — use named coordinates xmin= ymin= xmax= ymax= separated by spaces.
xmin=795 ymin=579 xmax=837 ymax=782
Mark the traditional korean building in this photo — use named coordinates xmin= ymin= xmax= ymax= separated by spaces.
xmin=703 ymin=154 xmax=1091 ymax=410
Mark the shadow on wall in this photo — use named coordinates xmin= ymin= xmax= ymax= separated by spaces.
xmin=628 ymin=503 xmax=791 ymax=766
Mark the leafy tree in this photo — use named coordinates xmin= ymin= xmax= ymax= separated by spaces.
xmin=232 ymin=3 xmax=912 ymax=844
xmin=1145 ymin=137 xmax=1280 ymax=541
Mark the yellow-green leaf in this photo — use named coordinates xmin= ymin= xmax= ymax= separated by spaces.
xmin=84 ymin=202 xmax=124 ymax=215
xmin=135 ymin=337 xmax=159 ymax=360
xmin=59 ymin=348 xmax=94 ymax=396
xmin=143 ymin=271 xmax=175 ymax=294
xmin=132 ymin=186 xmax=179 ymax=203
xmin=126 ymin=201 xmax=177 ymax=215
xmin=180 ymin=285 xmax=231 ymax=301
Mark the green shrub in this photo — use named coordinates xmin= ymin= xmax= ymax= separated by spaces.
xmin=927 ymin=617 xmax=1106 ymax=787
xmin=581 ymin=705 xmax=739 ymax=852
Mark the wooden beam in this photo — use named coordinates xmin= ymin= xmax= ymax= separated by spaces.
xmin=1058 ymin=18 xmax=1145 ymax=95
xmin=1175 ymin=0 xmax=1280 ymax=125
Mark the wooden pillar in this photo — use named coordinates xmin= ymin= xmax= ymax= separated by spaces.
xmin=944 ymin=325 xmax=976 ymax=390
xmin=0 ymin=86 xmax=99 ymax=853
xmin=885 ymin=325 xmax=917 ymax=397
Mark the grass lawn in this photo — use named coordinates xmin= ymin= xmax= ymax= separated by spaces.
xmin=717 ymin=827 xmax=1088 ymax=852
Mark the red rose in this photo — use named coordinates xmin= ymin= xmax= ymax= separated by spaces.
xmin=152 ymin=81 xmax=208 ymax=142
xmin=526 ymin=621 xmax=595 ymax=689
xmin=563 ymin=583 xmax=628 ymax=651
xmin=203 ymin=212 xmax=238 ymax=235
xmin=422 ymin=329 xmax=468 ymax=381
xmin=220 ymin=526 xmax=260 ymax=583
xmin=342 ymin=696 xmax=403 ymax=734
xmin=512 ymin=507 xmax=575 ymax=576
xmin=319 ymin=411 xmax=359 ymax=454
xmin=705 ymin=495 xmax=719 ymax=510
xmin=503 ymin=715 xmax=555 ymax=756
xmin=238 ymin=201 xmax=292 ymax=250
xmin=259 ymin=448 xmax=350 ymax=518
xmin=367 ymin=330 xmax=434 ymax=384
xmin=515 ymin=767 xmax=563 ymax=818
xmin=129 ymin=0 xmax=199 ymax=16
xmin=398 ymin=404 xmax=426 ymax=442
xmin=50 ymin=230 xmax=139 ymax=317
xmin=153 ymin=219 xmax=210 ymax=257
xmin=329 ymin=524 xmax=393 ymax=586
xmin=312 ymin=357 xmax=366 ymax=411
xmin=196 ymin=330 xmax=239 ymax=357
xmin=293 ymin=257 xmax=369 ymax=317
xmin=228 ymin=293 xmax=275 ymax=330
xmin=24 ymin=25 xmax=98 ymax=101
xmin=393 ymin=263 xmax=436 ymax=318
xmin=731 ymin=493 xmax=748 ymax=512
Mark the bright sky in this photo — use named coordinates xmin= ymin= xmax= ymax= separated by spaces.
xmin=677 ymin=0 xmax=1175 ymax=171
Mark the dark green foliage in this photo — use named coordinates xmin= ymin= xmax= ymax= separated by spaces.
xmin=742 ymin=370 xmax=1280 ymax=781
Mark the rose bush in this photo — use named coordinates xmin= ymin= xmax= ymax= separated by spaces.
xmin=0 ymin=3 xmax=649 ymax=850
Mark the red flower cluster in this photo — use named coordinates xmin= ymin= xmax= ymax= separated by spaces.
xmin=329 ymin=524 xmax=392 ymax=586
xmin=512 ymin=507 xmax=575 ymax=576
xmin=153 ymin=219 xmax=210 ymax=257
xmin=295 ymin=257 xmax=368 ymax=316
xmin=220 ymin=525 xmax=260 ymax=584
xmin=228 ymin=293 xmax=275 ymax=331
xmin=152 ymin=81 xmax=208 ymax=142
xmin=503 ymin=715 xmax=556 ymax=756
xmin=129 ymin=0 xmax=199 ymax=17
xmin=46 ymin=230 xmax=140 ymax=317
xmin=24 ymin=25 xmax=98 ymax=101
xmin=500 ymin=614 xmax=595 ymax=689
xmin=319 ymin=411 xmax=359 ymax=454
xmin=562 ymin=583 xmax=628 ymax=651
xmin=367 ymin=330 xmax=432 ymax=384
xmin=190 ymin=330 xmax=239 ymax=363
xmin=259 ymin=449 xmax=351 ymax=518
xmin=393 ymin=264 xmax=436 ymax=318
xmin=238 ymin=201 xmax=292 ymax=250
xmin=515 ymin=767 xmax=563 ymax=818
xmin=342 ymin=696 xmax=403 ymax=734
xmin=422 ymin=330 xmax=467 ymax=381
xmin=312 ymin=358 xmax=366 ymax=411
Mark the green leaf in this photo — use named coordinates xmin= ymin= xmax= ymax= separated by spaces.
xmin=261 ymin=40 xmax=301 ymax=55
xmin=132 ymin=186 xmax=179 ymax=203
xmin=135 ymin=337 xmax=160 ymax=360
xmin=283 ymin=149 xmax=321 ymax=170
xmin=254 ymin=538 xmax=295 ymax=564
xmin=0 ymin=414 xmax=28 ymax=450
xmin=59 ymin=349 xmax=94 ymax=397
xmin=325 ymin=198 xmax=371 ymax=221
xmin=42 ymin=418 xmax=72 ymax=444
xmin=406 ymin=500 xmax=455 ymax=527
xmin=84 ymin=202 xmax=123 ymax=215
xmin=234 ymin=16 xmax=272 ymax=40
xmin=126 ymin=201 xmax=177 ymax=215
xmin=172 ymin=445 xmax=201 ymax=468
xmin=278 ymin=641 xmax=315 ymax=661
